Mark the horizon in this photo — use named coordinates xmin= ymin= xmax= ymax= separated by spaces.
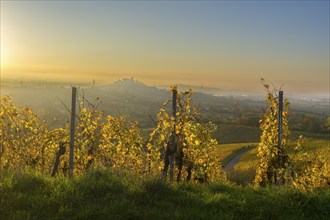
xmin=1 ymin=1 xmax=329 ymax=97
xmin=1 ymin=76 xmax=329 ymax=99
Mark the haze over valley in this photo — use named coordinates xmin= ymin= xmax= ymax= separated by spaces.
xmin=1 ymin=78 xmax=328 ymax=144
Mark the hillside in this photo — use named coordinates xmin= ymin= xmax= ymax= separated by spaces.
xmin=98 ymin=78 xmax=168 ymax=101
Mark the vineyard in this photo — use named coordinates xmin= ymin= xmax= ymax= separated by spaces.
xmin=1 ymin=81 xmax=329 ymax=218
xmin=0 ymin=88 xmax=225 ymax=183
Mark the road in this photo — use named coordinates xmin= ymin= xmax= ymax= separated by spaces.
xmin=224 ymin=151 xmax=249 ymax=173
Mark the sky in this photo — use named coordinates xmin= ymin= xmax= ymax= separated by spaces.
xmin=0 ymin=1 xmax=329 ymax=96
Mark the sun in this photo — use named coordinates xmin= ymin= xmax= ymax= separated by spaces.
xmin=0 ymin=35 xmax=19 ymax=80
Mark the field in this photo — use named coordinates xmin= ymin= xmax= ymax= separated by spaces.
xmin=226 ymin=139 xmax=330 ymax=185
xmin=213 ymin=123 xmax=329 ymax=144
xmin=214 ymin=124 xmax=261 ymax=144
xmin=1 ymin=169 xmax=329 ymax=220
xmin=216 ymin=142 xmax=257 ymax=167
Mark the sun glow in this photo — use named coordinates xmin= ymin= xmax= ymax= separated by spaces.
xmin=1 ymin=39 xmax=11 ymax=69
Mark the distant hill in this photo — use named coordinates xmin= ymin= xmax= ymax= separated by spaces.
xmin=97 ymin=78 xmax=168 ymax=101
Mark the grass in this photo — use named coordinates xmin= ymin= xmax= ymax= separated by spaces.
xmin=1 ymin=169 xmax=329 ymax=220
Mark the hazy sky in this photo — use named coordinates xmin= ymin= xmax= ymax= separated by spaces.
xmin=1 ymin=1 xmax=329 ymax=95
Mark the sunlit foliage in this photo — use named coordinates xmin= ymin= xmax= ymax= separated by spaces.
xmin=147 ymin=88 xmax=225 ymax=182
xmin=255 ymin=80 xmax=329 ymax=190
xmin=290 ymin=138 xmax=329 ymax=191
xmin=1 ymin=91 xmax=224 ymax=182
xmin=255 ymin=79 xmax=290 ymax=186
xmin=74 ymin=106 xmax=145 ymax=175
xmin=0 ymin=95 xmax=68 ymax=173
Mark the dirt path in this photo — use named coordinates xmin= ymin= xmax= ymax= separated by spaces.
xmin=224 ymin=150 xmax=249 ymax=173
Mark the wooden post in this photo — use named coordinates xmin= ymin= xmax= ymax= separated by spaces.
xmin=162 ymin=87 xmax=177 ymax=181
xmin=69 ymin=87 xmax=77 ymax=178
xmin=169 ymin=88 xmax=177 ymax=181
xmin=172 ymin=88 xmax=177 ymax=129
xmin=51 ymin=142 xmax=66 ymax=177
xmin=276 ymin=91 xmax=284 ymax=185
xmin=278 ymin=91 xmax=283 ymax=149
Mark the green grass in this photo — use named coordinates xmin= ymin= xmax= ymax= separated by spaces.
xmin=1 ymin=169 xmax=329 ymax=220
